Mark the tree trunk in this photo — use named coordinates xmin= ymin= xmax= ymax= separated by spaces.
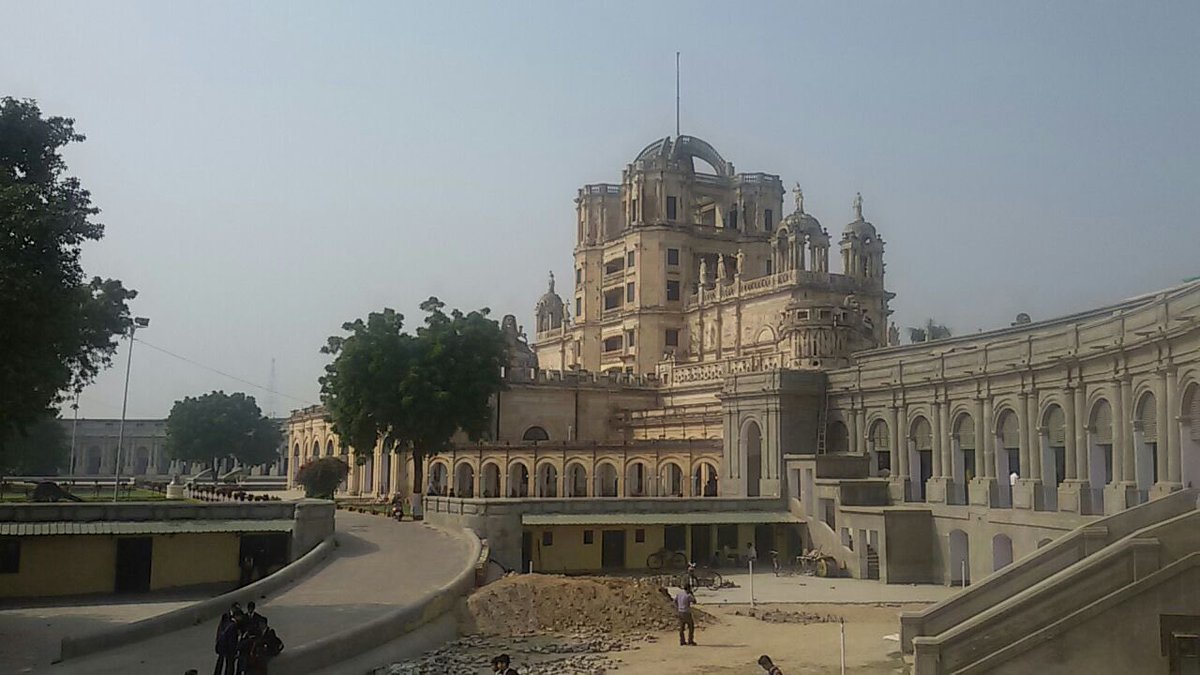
xmin=411 ymin=448 xmax=424 ymax=497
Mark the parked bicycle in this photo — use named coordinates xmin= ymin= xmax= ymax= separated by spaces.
xmin=676 ymin=564 xmax=724 ymax=590
xmin=646 ymin=547 xmax=688 ymax=570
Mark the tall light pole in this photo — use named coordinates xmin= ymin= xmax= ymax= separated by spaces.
xmin=113 ymin=317 xmax=150 ymax=502
xmin=68 ymin=391 xmax=80 ymax=476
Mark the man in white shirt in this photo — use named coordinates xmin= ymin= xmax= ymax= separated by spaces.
xmin=675 ymin=584 xmax=697 ymax=646
xmin=746 ymin=542 xmax=758 ymax=566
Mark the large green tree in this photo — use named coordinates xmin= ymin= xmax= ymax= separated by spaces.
xmin=0 ymin=97 xmax=136 ymax=451
xmin=319 ymin=298 xmax=507 ymax=497
xmin=165 ymin=391 xmax=282 ymax=480
xmin=0 ymin=412 xmax=69 ymax=477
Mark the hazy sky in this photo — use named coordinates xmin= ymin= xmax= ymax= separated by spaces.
xmin=3 ymin=1 xmax=1198 ymax=419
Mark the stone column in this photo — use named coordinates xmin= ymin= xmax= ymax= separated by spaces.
xmin=1058 ymin=384 xmax=1086 ymax=513
xmin=974 ymin=398 xmax=987 ymax=474
xmin=927 ymin=398 xmax=952 ymax=503
xmin=847 ymin=407 xmax=859 ymax=456
xmin=1064 ymin=387 xmax=1078 ymax=480
xmin=1106 ymin=377 xmax=1138 ymax=513
xmin=858 ymin=409 xmax=869 ymax=457
xmin=1151 ymin=369 xmax=1182 ymax=497
xmin=889 ymin=405 xmax=907 ymax=503
xmin=931 ymin=402 xmax=944 ymax=479
xmin=1121 ymin=377 xmax=1136 ymax=481
xmin=1028 ymin=393 xmax=1043 ymax=481
xmin=1166 ymin=368 xmax=1182 ymax=484
xmin=1014 ymin=392 xmax=1042 ymax=509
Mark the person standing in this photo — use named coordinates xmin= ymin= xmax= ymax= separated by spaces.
xmin=213 ymin=603 xmax=241 ymax=675
xmin=746 ymin=542 xmax=758 ymax=566
xmin=675 ymin=584 xmax=697 ymax=646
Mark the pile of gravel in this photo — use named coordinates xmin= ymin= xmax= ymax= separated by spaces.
xmin=463 ymin=574 xmax=707 ymax=636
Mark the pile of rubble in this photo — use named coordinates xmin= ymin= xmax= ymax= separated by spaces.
xmin=384 ymin=630 xmax=652 ymax=674
xmin=463 ymin=574 xmax=707 ymax=635
xmin=733 ymin=607 xmax=838 ymax=624
xmin=385 ymin=574 xmax=707 ymax=674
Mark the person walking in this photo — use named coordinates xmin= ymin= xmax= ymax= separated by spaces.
xmin=675 ymin=584 xmax=697 ymax=646
xmin=758 ymin=654 xmax=784 ymax=674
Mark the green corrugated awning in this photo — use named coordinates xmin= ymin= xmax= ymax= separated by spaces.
xmin=522 ymin=512 xmax=801 ymax=526
xmin=0 ymin=519 xmax=295 ymax=537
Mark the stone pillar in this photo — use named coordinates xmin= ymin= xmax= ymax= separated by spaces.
xmin=889 ymin=406 xmax=908 ymax=503
xmin=847 ymin=407 xmax=859 ymax=456
xmin=1151 ymin=369 xmax=1182 ymax=497
xmin=1058 ymin=384 xmax=1088 ymax=513
xmin=970 ymin=396 xmax=998 ymax=506
xmin=858 ymin=409 xmax=869 ymax=457
xmin=1027 ymin=392 xmax=1042 ymax=481
xmin=931 ymin=402 xmax=944 ymax=479
xmin=1166 ymin=368 xmax=1182 ymax=484
xmin=983 ymin=397 xmax=996 ymax=479
xmin=1074 ymin=385 xmax=1089 ymax=478
xmin=927 ymin=399 xmax=951 ymax=503
xmin=1014 ymin=392 xmax=1043 ymax=510
xmin=1121 ymin=377 xmax=1136 ymax=480
xmin=1106 ymin=377 xmax=1138 ymax=513
xmin=1064 ymin=387 xmax=1078 ymax=480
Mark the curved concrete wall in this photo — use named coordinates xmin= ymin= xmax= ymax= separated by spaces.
xmin=59 ymin=536 xmax=337 ymax=661
xmin=268 ymin=526 xmax=483 ymax=675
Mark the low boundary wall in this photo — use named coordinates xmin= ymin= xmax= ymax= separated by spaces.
xmin=269 ymin=526 xmax=483 ymax=675
xmin=59 ymin=535 xmax=337 ymax=661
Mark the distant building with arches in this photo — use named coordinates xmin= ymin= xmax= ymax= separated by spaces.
xmin=285 ymin=136 xmax=1200 ymax=608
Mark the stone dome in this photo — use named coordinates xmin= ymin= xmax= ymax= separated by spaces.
xmin=633 ymin=135 xmax=732 ymax=176
xmin=784 ymin=211 xmax=824 ymax=236
xmin=843 ymin=218 xmax=877 ymax=240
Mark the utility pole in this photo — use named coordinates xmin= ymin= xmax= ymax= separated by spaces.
xmin=113 ymin=317 xmax=150 ymax=502
xmin=69 ymin=391 xmax=80 ymax=475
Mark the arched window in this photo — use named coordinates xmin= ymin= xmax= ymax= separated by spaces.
xmin=522 ymin=426 xmax=550 ymax=442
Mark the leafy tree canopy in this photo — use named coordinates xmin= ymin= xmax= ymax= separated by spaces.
xmin=0 ymin=97 xmax=136 ymax=450
xmin=165 ymin=391 xmax=282 ymax=470
xmin=319 ymin=297 xmax=508 ymax=495
xmin=295 ymin=457 xmax=349 ymax=499
xmin=0 ymin=412 xmax=68 ymax=476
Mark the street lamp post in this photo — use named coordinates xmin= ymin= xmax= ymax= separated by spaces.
xmin=113 ymin=317 xmax=150 ymax=502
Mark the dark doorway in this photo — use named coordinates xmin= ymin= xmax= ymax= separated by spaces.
xmin=601 ymin=530 xmax=626 ymax=569
xmin=664 ymin=525 xmax=686 ymax=554
xmin=115 ymin=537 xmax=153 ymax=593
xmin=521 ymin=532 xmax=532 ymax=573
xmin=239 ymin=533 xmax=289 ymax=585
xmin=918 ymin=450 xmax=932 ymax=500
xmin=784 ymin=524 xmax=804 ymax=559
xmin=754 ymin=524 xmax=776 ymax=557
xmin=690 ymin=525 xmax=712 ymax=566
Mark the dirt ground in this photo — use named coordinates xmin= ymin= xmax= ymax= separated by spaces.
xmin=386 ymin=602 xmax=916 ymax=674
xmin=613 ymin=603 xmax=913 ymax=674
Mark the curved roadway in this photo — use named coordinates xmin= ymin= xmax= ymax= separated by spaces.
xmin=41 ymin=510 xmax=472 ymax=674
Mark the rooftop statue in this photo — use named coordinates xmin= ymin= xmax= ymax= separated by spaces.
xmin=853 ymin=192 xmax=864 ymax=221
xmin=793 ymin=183 xmax=805 ymax=214
xmin=547 ymin=270 xmax=555 ymax=294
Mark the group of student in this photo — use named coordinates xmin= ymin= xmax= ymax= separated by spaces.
xmin=211 ymin=601 xmax=284 ymax=675
xmin=674 ymin=583 xmax=784 ymax=674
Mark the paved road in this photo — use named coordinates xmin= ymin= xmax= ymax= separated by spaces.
xmin=1 ymin=511 xmax=472 ymax=674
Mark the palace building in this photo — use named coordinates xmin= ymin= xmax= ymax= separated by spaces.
xmin=287 ymin=136 xmax=1200 ymax=599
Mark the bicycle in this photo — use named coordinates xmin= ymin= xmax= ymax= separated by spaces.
xmin=646 ymin=547 xmax=689 ymax=570
xmin=676 ymin=565 xmax=724 ymax=591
